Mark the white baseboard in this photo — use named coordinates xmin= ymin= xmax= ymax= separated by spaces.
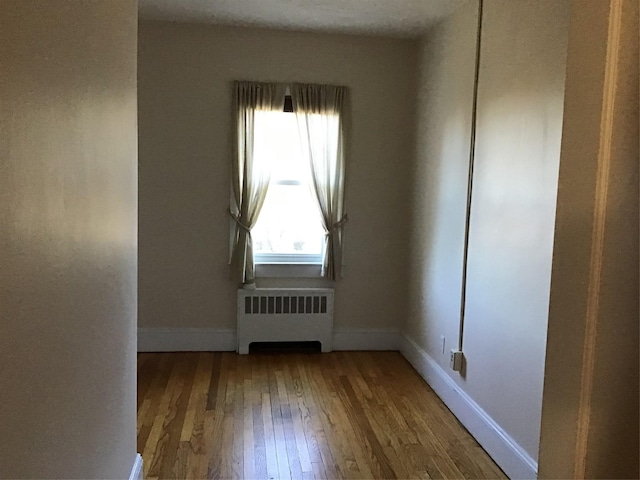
xmin=129 ymin=453 xmax=143 ymax=480
xmin=137 ymin=327 xmax=400 ymax=352
xmin=138 ymin=328 xmax=236 ymax=352
xmin=333 ymin=328 xmax=400 ymax=351
xmin=399 ymin=333 xmax=538 ymax=480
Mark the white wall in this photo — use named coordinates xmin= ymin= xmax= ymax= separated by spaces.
xmin=404 ymin=0 xmax=569 ymax=476
xmin=137 ymin=22 xmax=417 ymax=334
xmin=0 ymin=1 xmax=138 ymax=478
xmin=539 ymin=0 xmax=639 ymax=477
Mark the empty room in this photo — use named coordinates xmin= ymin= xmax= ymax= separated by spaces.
xmin=1 ymin=1 xmax=638 ymax=480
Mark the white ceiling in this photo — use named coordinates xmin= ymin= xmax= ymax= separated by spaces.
xmin=138 ymin=0 xmax=467 ymax=38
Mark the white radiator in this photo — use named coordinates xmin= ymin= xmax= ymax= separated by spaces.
xmin=237 ymin=288 xmax=334 ymax=354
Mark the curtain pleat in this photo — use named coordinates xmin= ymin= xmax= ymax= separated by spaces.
xmin=230 ymin=81 xmax=284 ymax=285
xmin=291 ymin=83 xmax=349 ymax=280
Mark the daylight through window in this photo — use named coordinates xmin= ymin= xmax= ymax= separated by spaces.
xmin=251 ymin=110 xmax=326 ymax=264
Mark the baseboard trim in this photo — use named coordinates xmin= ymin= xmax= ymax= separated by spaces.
xmin=138 ymin=328 xmax=237 ymax=352
xmin=137 ymin=327 xmax=401 ymax=352
xmin=129 ymin=453 xmax=143 ymax=480
xmin=333 ymin=328 xmax=400 ymax=351
xmin=399 ymin=333 xmax=537 ymax=479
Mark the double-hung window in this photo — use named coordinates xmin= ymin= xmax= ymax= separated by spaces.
xmin=251 ymin=108 xmax=325 ymax=265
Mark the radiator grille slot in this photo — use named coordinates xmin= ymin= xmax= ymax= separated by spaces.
xmin=244 ymin=295 xmax=328 ymax=315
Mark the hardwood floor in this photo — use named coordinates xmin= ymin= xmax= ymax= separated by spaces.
xmin=137 ymin=351 xmax=506 ymax=480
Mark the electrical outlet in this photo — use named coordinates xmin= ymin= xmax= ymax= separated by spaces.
xmin=450 ymin=349 xmax=463 ymax=372
xmin=440 ymin=335 xmax=446 ymax=355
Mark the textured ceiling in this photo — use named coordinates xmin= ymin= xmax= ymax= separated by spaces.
xmin=138 ymin=0 xmax=467 ymax=38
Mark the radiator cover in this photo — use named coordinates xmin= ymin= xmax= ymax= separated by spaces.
xmin=237 ymin=288 xmax=334 ymax=354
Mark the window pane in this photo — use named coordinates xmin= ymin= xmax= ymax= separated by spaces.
xmin=254 ymin=110 xmax=306 ymax=182
xmin=253 ymin=183 xmax=324 ymax=255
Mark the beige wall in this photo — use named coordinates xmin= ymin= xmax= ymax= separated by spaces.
xmin=539 ymin=0 xmax=639 ymax=478
xmin=460 ymin=0 xmax=569 ymax=458
xmin=0 ymin=1 xmax=138 ymax=478
xmin=138 ymin=22 xmax=417 ymax=331
xmin=406 ymin=0 xmax=478 ymax=381
xmin=406 ymin=0 xmax=569 ymax=467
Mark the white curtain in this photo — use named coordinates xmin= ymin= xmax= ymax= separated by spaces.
xmin=230 ymin=81 xmax=284 ymax=285
xmin=291 ymin=83 xmax=348 ymax=280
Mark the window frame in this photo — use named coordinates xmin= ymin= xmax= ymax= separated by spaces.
xmin=255 ymin=262 xmax=323 ymax=278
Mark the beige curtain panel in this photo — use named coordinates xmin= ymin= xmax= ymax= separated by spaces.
xmin=229 ymin=81 xmax=285 ymax=286
xmin=292 ymin=83 xmax=349 ymax=280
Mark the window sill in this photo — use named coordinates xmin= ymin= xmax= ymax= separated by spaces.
xmin=255 ymin=263 xmax=322 ymax=278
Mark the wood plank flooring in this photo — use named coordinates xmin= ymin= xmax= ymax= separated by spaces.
xmin=137 ymin=351 xmax=507 ymax=480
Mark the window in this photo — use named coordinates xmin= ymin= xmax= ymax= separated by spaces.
xmin=230 ymin=81 xmax=347 ymax=284
xmin=251 ymin=109 xmax=325 ymax=264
